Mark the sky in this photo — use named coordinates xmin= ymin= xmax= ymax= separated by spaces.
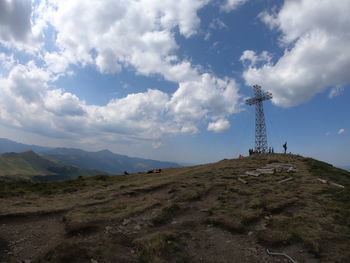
xmin=0 ymin=0 xmax=349 ymax=167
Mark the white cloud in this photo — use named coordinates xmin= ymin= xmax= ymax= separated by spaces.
xmin=0 ymin=0 xmax=244 ymax=145
xmin=207 ymin=119 xmax=230 ymax=133
xmin=329 ymin=85 xmax=344 ymax=99
xmin=0 ymin=59 xmax=241 ymax=143
xmin=325 ymin=132 xmax=331 ymax=136
xmin=240 ymin=50 xmax=272 ymax=67
xmin=338 ymin=129 xmax=345 ymax=135
xmin=209 ymin=18 xmax=228 ymax=30
xmin=243 ymin=0 xmax=350 ymax=107
xmin=169 ymin=74 xmax=240 ymax=123
xmin=205 ymin=18 xmax=228 ymax=40
xmin=43 ymin=52 xmax=70 ymax=74
xmin=43 ymin=0 xmax=208 ymax=75
xmin=0 ymin=0 xmax=44 ymax=52
xmin=221 ymin=0 xmax=248 ymax=12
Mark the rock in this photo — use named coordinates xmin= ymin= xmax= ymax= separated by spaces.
xmin=91 ymin=259 xmax=99 ymax=263
xmin=329 ymin=181 xmax=345 ymax=188
xmin=23 ymin=260 xmax=31 ymax=263
xmin=122 ymin=219 xmax=130 ymax=226
xmin=317 ymin=178 xmax=328 ymax=184
xmin=248 ymin=231 xmax=254 ymax=236
xmin=134 ymin=225 xmax=141 ymax=231
xmin=256 ymin=168 xmax=275 ymax=174
xmin=245 ymin=170 xmax=261 ymax=177
xmin=105 ymin=226 xmax=113 ymax=232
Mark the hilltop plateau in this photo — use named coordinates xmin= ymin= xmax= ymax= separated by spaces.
xmin=0 ymin=154 xmax=349 ymax=263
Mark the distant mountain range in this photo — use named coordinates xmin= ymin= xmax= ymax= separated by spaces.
xmin=0 ymin=150 xmax=99 ymax=181
xmin=0 ymin=138 xmax=180 ymax=175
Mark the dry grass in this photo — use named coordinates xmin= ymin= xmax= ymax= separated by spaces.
xmin=0 ymin=154 xmax=349 ymax=262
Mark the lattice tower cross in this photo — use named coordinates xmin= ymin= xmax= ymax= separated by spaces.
xmin=245 ymin=85 xmax=272 ymax=153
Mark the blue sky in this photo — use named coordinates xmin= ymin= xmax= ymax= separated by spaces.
xmin=0 ymin=0 xmax=349 ymax=167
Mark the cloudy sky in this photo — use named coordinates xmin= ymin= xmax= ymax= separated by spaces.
xmin=0 ymin=0 xmax=349 ymax=166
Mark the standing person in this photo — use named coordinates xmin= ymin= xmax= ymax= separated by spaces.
xmin=283 ymin=142 xmax=287 ymax=154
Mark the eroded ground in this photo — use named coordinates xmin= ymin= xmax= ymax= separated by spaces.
xmin=0 ymin=154 xmax=349 ymax=263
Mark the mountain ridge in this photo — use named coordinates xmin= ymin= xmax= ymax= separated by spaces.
xmin=0 ymin=138 xmax=180 ymax=174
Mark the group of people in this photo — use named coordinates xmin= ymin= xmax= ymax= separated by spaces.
xmin=248 ymin=147 xmax=274 ymax=156
xmin=248 ymin=142 xmax=288 ymax=156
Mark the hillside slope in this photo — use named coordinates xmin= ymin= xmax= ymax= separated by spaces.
xmin=0 ymin=151 xmax=99 ymax=181
xmin=0 ymin=154 xmax=349 ymax=262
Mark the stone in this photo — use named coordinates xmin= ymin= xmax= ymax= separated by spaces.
xmin=105 ymin=226 xmax=113 ymax=232
xmin=317 ymin=178 xmax=328 ymax=184
xmin=329 ymin=181 xmax=345 ymax=188
xmin=245 ymin=171 xmax=261 ymax=177
xmin=134 ymin=225 xmax=141 ymax=231
xmin=122 ymin=219 xmax=130 ymax=226
xmin=248 ymin=231 xmax=254 ymax=236
xmin=256 ymin=168 xmax=275 ymax=174
xmin=91 ymin=259 xmax=99 ymax=263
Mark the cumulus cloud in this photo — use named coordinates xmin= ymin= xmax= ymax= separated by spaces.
xmin=0 ymin=60 xmax=241 ymax=143
xmin=207 ymin=119 xmax=230 ymax=133
xmin=0 ymin=0 xmax=243 ymax=145
xmin=242 ymin=0 xmax=350 ymax=107
xmin=43 ymin=0 xmax=208 ymax=75
xmin=0 ymin=0 xmax=44 ymax=51
xmin=338 ymin=129 xmax=345 ymax=135
xmin=221 ymin=0 xmax=248 ymax=12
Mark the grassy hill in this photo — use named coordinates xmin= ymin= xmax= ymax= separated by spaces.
xmin=0 ymin=151 xmax=100 ymax=181
xmin=0 ymin=154 xmax=349 ymax=262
